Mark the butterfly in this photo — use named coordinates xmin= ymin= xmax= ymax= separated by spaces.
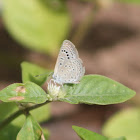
xmin=52 ymin=40 xmax=85 ymax=85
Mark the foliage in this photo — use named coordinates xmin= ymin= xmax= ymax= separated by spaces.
xmin=0 ymin=0 xmax=138 ymax=139
xmin=61 ymin=75 xmax=135 ymax=105
xmin=17 ymin=115 xmax=46 ymax=140
xmin=2 ymin=0 xmax=140 ymax=56
xmin=0 ymin=82 xmax=48 ymax=104
xmin=0 ymin=61 xmax=136 ymax=139
xmin=119 ymin=0 xmax=140 ymax=4
xmin=72 ymin=126 xmax=126 ymax=140
xmin=21 ymin=62 xmax=52 ymax=86
xmin=2 ymin=0 xmax=70 ymax=55
xmin=0 ymin=102 xmax=50 ymax=140
xmin=102 ymin=108 xmax=140 ymax=140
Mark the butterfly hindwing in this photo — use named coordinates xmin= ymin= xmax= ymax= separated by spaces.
xmin=53 ymin=40 xmax=85 ymax=84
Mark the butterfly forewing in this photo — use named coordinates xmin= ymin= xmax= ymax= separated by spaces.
xmin=53 ymin=40 xmax=85 ymax=84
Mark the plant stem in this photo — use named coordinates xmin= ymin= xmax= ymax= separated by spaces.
xmin=0 ymin=101 xmax=50 ymax=130
xmin=71 ymin=2 xmax=97 ymax=47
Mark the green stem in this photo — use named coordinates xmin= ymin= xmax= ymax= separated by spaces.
xmin=0 ymin=101 xmax=50 ymax=130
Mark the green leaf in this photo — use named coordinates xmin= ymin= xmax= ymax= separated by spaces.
xmin=0 ymin=82 xmax=48 ymax=103
xmin=119 ymin=0 xmax=140 ymax=4
xmin=17 ymin=115 xmax=46 ymax=140
xmin=0 ymin=102 xmax=50 ymax=140
xmin=21 ymin=61 xmax=52 ymax=86
xmin=102 ymin=108 xmax=140 ymax=140
xmin=60 ymin=75 xmax=136 ymax=105
xmin=72 ymin=126 xmax=126 ymax=140
xmin=72 ymin=125 xmax=108 ymax=140
xmin=3 ymin=0 xmax=70 ymax=55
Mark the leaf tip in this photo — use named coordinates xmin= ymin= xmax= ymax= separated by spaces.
xmin=72 ymin=125 xmax=79 ymax=130
xmin=41 ymin=133 xmax=45 ymax=140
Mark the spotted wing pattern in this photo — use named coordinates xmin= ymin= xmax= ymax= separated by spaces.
xmin=53 ymin=40 xmax=85 ymax=84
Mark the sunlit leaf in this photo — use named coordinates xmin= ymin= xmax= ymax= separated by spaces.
xmin=21 ymin=61 xmax=52 ymax=86
xmin=119 ymin=0 xmax=140 ymax=4
xmin=59 ymin=75 xmax=136 ymax=105
xmin=72 ymin=125 xmax=108 ymax=140
xmin=72 ymin=126 xmax=126 ymax=140
xmin=3 ymin=0 xmax=70 ymax=55
xmin=102 ymin=108 xmax=140 ymax=140
xmin=0 ymin=82 xmax=48 ymax=103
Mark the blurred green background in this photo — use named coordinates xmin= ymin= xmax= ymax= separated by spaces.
xmin=0 ymin=0 xmax=140 ymax=140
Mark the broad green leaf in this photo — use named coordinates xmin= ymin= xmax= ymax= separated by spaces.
xmin=72 ymin=125 xmax=108 ymax=140
xmin=16 ymin=115 xmax=45 ymax=140
xmin=72 ymin=126 xmax=126 ymax=140
xmin=119 ymin=0 xmax=140 ymax=4
xmin=0 ymin=82 xmax=48 ymax=103
xmin=102 ymin=108 xmax=140 ymax=140
xmin=59 ymin=75 xmax=136 ymax=105
xmin=21 ymin=61 xmax=52 ymax=86
xmin=3 ymin=0 xmax=70 ymax=55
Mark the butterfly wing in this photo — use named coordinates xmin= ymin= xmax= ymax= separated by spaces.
xmin=53 ymin=40 xmax=79 ymax=76
xmin=53 ymin=40 xmax=85 ymax=84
